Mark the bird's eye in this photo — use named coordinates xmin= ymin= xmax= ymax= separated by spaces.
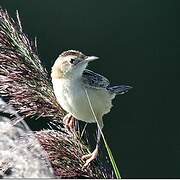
xmin=70 ymin=58 xmax=75 ymax=64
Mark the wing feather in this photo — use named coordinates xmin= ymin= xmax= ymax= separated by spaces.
xmin=82 ymin=69 xmax=110 ymax=89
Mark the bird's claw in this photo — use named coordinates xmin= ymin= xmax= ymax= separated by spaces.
xmin=81 ymin=147 xmax=98 ymax=169
xmin=63 ymin=114 xmax=76 ymax=132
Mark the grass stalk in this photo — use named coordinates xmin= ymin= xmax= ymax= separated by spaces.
xmin=84 ymin=88 xmax=121 ymax=179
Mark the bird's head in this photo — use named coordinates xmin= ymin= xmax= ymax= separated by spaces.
xmin=51 ymin=50 xmax=98 ymax=79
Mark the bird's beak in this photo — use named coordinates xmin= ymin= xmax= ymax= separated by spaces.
xmin=85 ymin=56 xmax=99 ymax=62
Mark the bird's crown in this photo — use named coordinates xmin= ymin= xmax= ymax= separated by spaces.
xmin=60 ymin=50 xmax=87 ymax=59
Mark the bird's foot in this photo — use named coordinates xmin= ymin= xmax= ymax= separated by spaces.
xmin=63 ymin=114 xmax=76 ymax=132
xmin=82 ymin=147 xmax=98 ymax=169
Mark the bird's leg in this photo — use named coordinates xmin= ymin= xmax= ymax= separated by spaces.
xmin=82 ymin=121 xmax=103 ymax=168
xmin=63 ymin=113 xmax=77 ymax=131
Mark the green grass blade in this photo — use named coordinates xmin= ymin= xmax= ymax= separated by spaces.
xmin=84 ymin=88 xmax=121 ymax=179
xmin=103 ymin=139 xmax=121 ymax=178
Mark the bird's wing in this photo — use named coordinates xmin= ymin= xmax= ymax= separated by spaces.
xmin=82 ymin=69 xmax=110 ymax=89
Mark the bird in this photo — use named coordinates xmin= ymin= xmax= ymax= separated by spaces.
xmin=51 ymin=50 xmax=132 ymax=168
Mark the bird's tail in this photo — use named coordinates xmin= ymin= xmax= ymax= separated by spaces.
xmin=107 ymin=85 xmax=132 ymax=95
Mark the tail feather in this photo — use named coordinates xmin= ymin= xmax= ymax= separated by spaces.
xmin=107 ymin=85 xmax=132 ymax=95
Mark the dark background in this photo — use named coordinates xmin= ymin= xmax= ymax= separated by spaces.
xmin=1 ymin=0 xmax=180 ymax=178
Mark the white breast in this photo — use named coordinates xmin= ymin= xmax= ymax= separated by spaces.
xmin=52 ymin=78 xmax=115 ymax=123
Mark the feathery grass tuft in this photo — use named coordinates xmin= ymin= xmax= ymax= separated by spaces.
xmin=0 ymin=8 xmax=65 ymax=122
